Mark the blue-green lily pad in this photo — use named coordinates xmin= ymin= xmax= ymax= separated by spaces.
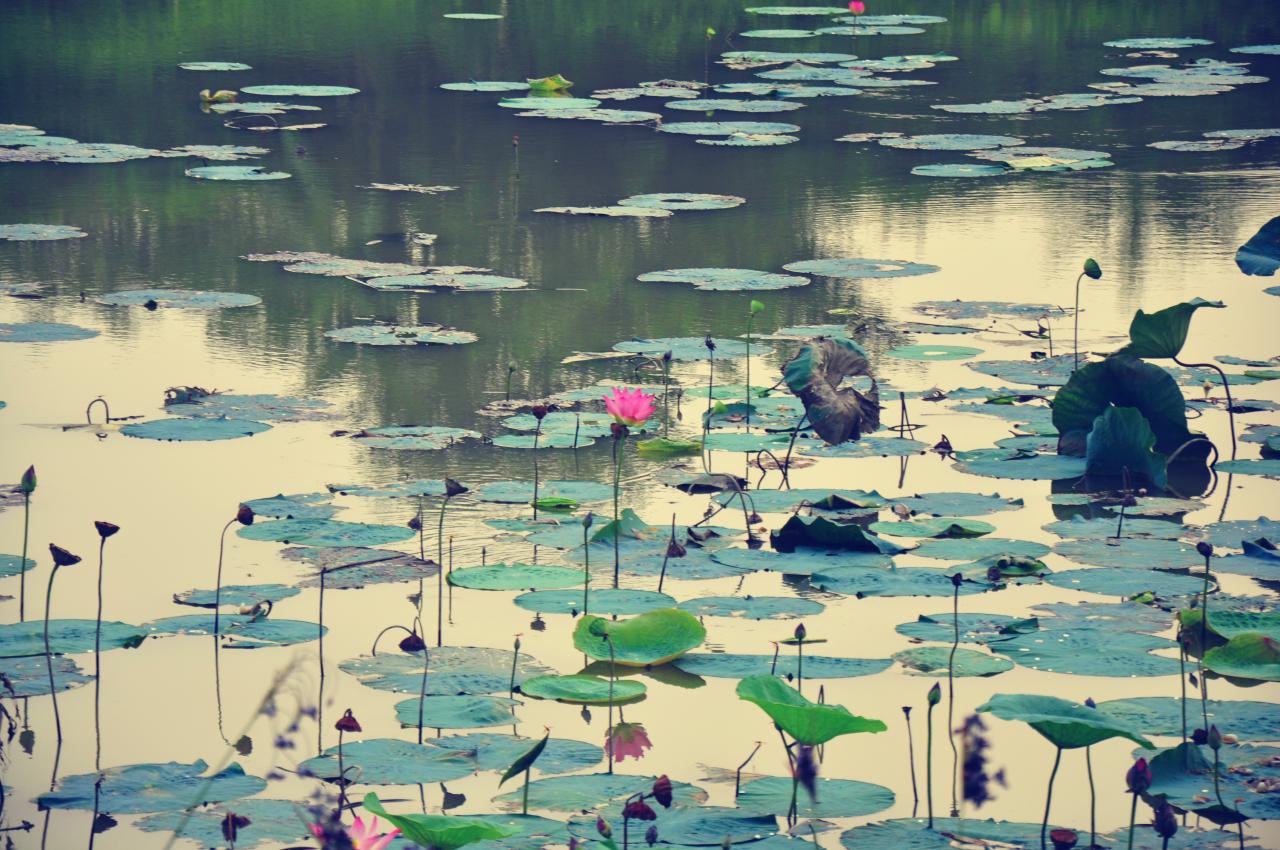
xmin=678 ymin=595 xmax=825 ymax=619
xmin=568 ymin=806 xmax=777 ymax=846
xmin=896 ymin=492 xmax=1024 ymax=517
xmin=991 ymin=627 xmax=1181 ymax=676
xmin=362 ymin=273 xmax=528 ymax=293
xmin=449 ymin=563 xmax=583 ymax=590
xmin=493 ymin=773 xmax=706 ymax=812
xmin=38 ymin=760 xmax=266 ymax=813
xmin=340 ymin=646 xmax=551 ymax=695
xmin=239 ymin=518 xmax=413 ymax=547
xmin=1098 ymin=696 xmax=1280 ymax=742
xmin=513 ymin=588 xmax=674 ymax=615
xmin=326 ymin=324 xmax=478 ymax=346
xmin=350 ymin=425 xmax=481 ymax=450
xmin=782 ymin=258 xmax=940 ymax=279
xmin=396 ymin=695 xmax=520 ymax=729
xmin=911 ymin=537 xmax=1050 ymax=561
xmin=520 ymin=674 xmax=646 ymax=705
xmin=1043 ymin=515 xmax=1186 ymax=540
xmin=492 ymin=432 xmax=596 ymax=449
xmin=711 ymin=547 xmax=893 ymax=575
xmin=441 ymin=81 xmax=531 ymax=92
xmin=870 ymin=517 xmax=995 ymax=538
xmin=0 ymin=322 xmax=99 ymax=342
xmin=1044 ymin=566 xmax=1209 ymax=598
xmin=121 ymin=417 xmax=264 ymax=444
xmin=0 ymin=224 xmax=88 ymax=241
xmin=241 ymin=492 xmax=336 ymax=519
xmin=1231 ymin=44 xmax=1280 ymax=55
xmin=882 ymin=134 xmax=1022 ymax=151
xmin=435 ymin=733 xmax=601 ymax=774
xmin=299 ymin=738 xmax=475 ymax=784
xmin=614 ymin=336 xmax=762 ymax=360
xmin=1105 ymin=37 xmax=1213 ymax=48
xmin=186 ymin=165 xmax=291 ymax=180
xmin=501 ymin=412 xmax=617 ymax=437
xmin=0 ymin=553 xmax=35 ymax=577
xmin=895 ymin=613 xmax=1037 ymax=644
xmin=618 ymin=193 xmax=745 ymax=211
xmin=174 ymin=583 xmax=300 ymax=608
xmin=144 ymin=614 xmax=323 ymax=648
xmin=892 ymin=646 xmax=1014 ymax=677
xmin=166 ymin=393 xmax=334 ymax=422
xmin=741 ymin=29 xmax=817 ymax=38
xmin=498 ymin=97 xmax=600 ymax=109
xmin=1215 ymin=458 xmax=1280 ymax=477
xmin=97 ymin=288 xmax=261 ymax=309
xmin=953 ymin=448 xmax=1087 ymax=480
xmin=716 ymin=488 xmax=885 ymax=514
xmin=240 ymin=84 xmax=359 ymax=96
xmin=839 ymin=818 xmax=1060 ymax=850
xmin=695 ymin=133 xmax=799 ymax=147
xmin=659 ymin=121 xmax=800 ymax=136
xmin=666 ymin=98 xmax=803 ymax=113
xmin=812 ymin=566 xmax=987 ymax=598
xmin=179 ymin=61 xmax=253 ymax=71
xmin=0 ymin=655 xmax=92 ymax=696
xmin=327 ymin=480 xmax=446 ymax=498
xmin=0 ymin=619 xmax=145 ymax=657
xmin=444 ymin=12 xmax=503 ymax=19
xmin=889 ymin=344 xmax=984 ymax=362
xmin=1197 ymin=517 xmax=1280 ymax=549
xmin=801 ymin=437 xmax=929 ymax=458
xmin=967 ymin=354 xmax=1079 ymax=386
xmin=137 ymin=800 xmax=309 ymax=849
xmin=1052 ymin=537 xmax=1200 ymax=570
xmin=674 ymin=652 xmax=889 ymax=679
xmin=738 ymin=776 xmax=893 ymax=819
xmin=639 ymin=268 xmax=809 ymax=291
xmin=910 ymin=163 xmax=1010 ymax=178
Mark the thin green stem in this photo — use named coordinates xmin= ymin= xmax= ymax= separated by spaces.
xmin=43 ymin=564 xmax=63 ymax=743
xmin=1042 ymin=747 xmax=1062 ymax=850
xmin=417 ymin=645 xmax=429 ymax=746
xmin=1086 ymin=746 xmax=1096 ymax=849
xmin=532 ymin=423 xmax=541 ymax=520
xmin=905 ymin=711 xmax=919 ymax=818
xmin=948 ymin=584 xmax=960 ymax=817
xmin=612 ymin=434 xmax=624 ymax=589
xmin=213 ymin=518 xmax=235 ymax=637
xmin=745 ymin=317 xmax=752 ymax=432
xmin=19 ymin=493 xmax=29 ymax=622
xmin=926 ymin=702 xmax=935 ymax=828
xmin=95 ymin=537 xmax=106 ymax=772
xmin=1173 ymin=356 xmax=1236 ymax=460
xmin=582 ymin=523 xmax=591 ymax=616
xmin=437 ymin=496 xmax=452 ymax=647
xmin=1127 ymin=792 xmax=1138 ymax=850
xmin=1072 ymin=271 xmax=1085 ymax=371
xmin=607 ymin=638 xmax=616 ymax=774
xmin=522 ymin=767 xmax=531 ymax=815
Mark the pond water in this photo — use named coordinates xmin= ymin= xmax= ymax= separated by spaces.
xmin=1 ymin=1 xmax=1279 ymax=848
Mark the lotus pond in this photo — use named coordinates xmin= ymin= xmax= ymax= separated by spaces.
xmin=1 ymin=1 xmax=1279 ymax=849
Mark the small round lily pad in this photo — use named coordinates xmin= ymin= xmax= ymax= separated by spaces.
xmin=121 ymin=418 xmax=271 ymax=441
xmin=178 ymin=61 xmax=253 ymax=71
xmin=0 ymin=322 xmax=99 ymax=342
xmin=892 ymin=646 xmax=1014 ymax=677
xmin=520 ymin=674 xmax=646 ymax=704
xmin=325 ymin=324 xmax=477 ymax=346
xmin=97 ymin=289 xmax=262 ymax=309
xmin=240 ymin=85 xmax=360 ymax=96
xmin=449 ymin=563 xmax=584 ymax=590
xmin=186 ymin=165 xmax=291 ymax=180
xmin=0 ymin=224 xmax=88 ymax=241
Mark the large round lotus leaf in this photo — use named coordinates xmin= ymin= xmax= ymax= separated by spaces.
xmin=186 ymin=165 xmax=291 ymax=180
xmin=449 ymin=563 xmax=584 ymax=590
xmin=1105 ymin=37 xmax=1213 ymax=48
xmin=137 ymin=800 xmax=309 ymax=849
xmin=1137 ymin=742 xmax=1280 ymax=821
xmin=0 ymin=553 xmax=35 ymax=577
xmin=895 ymin=613 xmax=1037 ymax=644
xmin=238 ymin=518 xmax=412 ymax=547
xmin=209 ymin=101 xmax=320 ymax=114
xmin=444 ymin=12 xmax=503 ymax=18
xmin=639 ymin=268 xmax=810 ymax=291
xmin=165 ymin=393 xmax=333 ymax=422
xmin=325 ymin=324 xmax=477 ymax=346
xmin=893 ymin=647 xmax=1014 ymax=677
xmin=0 ymin=321 xmax=99 ymax=342
xmin=492 ymin=432 xmax=596 ymax=449
xmin=238 ymin=493 xmax=332 ymax=520
xmin=618 ymin=193 xmax=744 ymax=211
xmin=953 ymin=449 xmax=1087 ymax=481
xmin=1043 ymin=515 xmax=1186 ymax=539
xmin=573 ymin=609 xmax=705 ymax=666
xmin=173 ymin=583 xmax=300 ymax=608
xmin=362 ymin=273 xmax=528 ymax=292
xmin=678 ymin=595 xmax=825 ymax=620
xmin=144 ymin=614 xmax=322 ymax=648
xmin=1052 ymin=537 xmax=1201 ymax=569
xmin=659 ymin=121 xmax=800 ymax=136
xmin=474 ymin=479 xmax=613 ymax=503
xmin=1044 ymin=566 xmax=1209 ymax=598
xmin=980 ymin=693 xmax=1153 ymax=750
xmin=0 ymin=223 xmax=88 ymax=241
xmin=498 ymin=96 xmax=600 ymax=109
xmin=514 ymin=588 xmax=674 ymax=615
xmin=613 ymin=545 xmax=757 ymax=581
xmin=812 ymin=566 xmax=987 ymax=598
xmin=1202 ymin=633 xmax=1280 ymax=682
xmin=97 ymin=288 xmax=261 ymax=308
xmin=435 ymin=733 xmax=601 ymax=774
xmin=396 ymin=695 xmax=520 ymax=729
xmin=0 ymin=619 xmax=145 ymax=657
xmin=568 ymin=806 xmax=778 ymax=846
xmin=666 ymin=98 xmax=803 ymax=112
xmin=991 ymin=628 xmax=1181 ymax=677
xmin=759 ymin=66 xmax=869 ymax=84
xmin=300 ymin=738 xmax=475 ymax=784
xmin=495 ymin=773 xmax=706 ymax=812
xmin=674 ymin=652 xmax=890 ymax=680
xmin=782 ymin=258 xmax=940 ymax=279
xmin=839 ymin=818 xmax=1061 ymax=850
xmin=1215 ymin=458 xmax=1280 ymax=477
xmin=350 ymin=425 xmax=481 ymax=450
xmin=241 ymin=84 xmax=359 ymax=96
xmin=38 ymin=760 xmax=265 ymax=813
xmin=737 ymin=674 xmax=885 ymax=744
xmin=1196 ymin=517 xmax=1280 ymax=549
xmin=1098 ymin=696 xmax=1280 ymax=742
xmin=880 ymin=134 xmax=1021 ymax=151
xmin=501 ymin=412 xmax=616 ymax=437
xmin=244 ymin=250 xmax=427 ymax=277
xmin=0 ymin=655 xmax=92 ymax=696
xmin=896 ymin=492 xmax=1024 ymax=517
xmin=801 ymin=437 xmax=929 ymax=459
xmin=520 ymin=674 xmax=646 ymax=704
xmin=869 ymin=518 xmax=995 ymax=539
xmin=967 ymin=354 xmax=1078 ymax=386
xmin=911 ymin=537 xmax=1049 ymax=561
xmin=1181 ymin=608 xmax=1280 ymax=642
xmin=738 ymin=776 xmax=894 ymax=819
xmin=341 ymin=646 xmax=550 ymax=695
xmin=121 ymin=417 xmax=271 ymax=441
xmin=1030 ymin=601 xmax=1173 ymax=634
xmin=442 ymin=80 xmax=531 ymax=91
xmin=886 ymin=344 xmax=983 ymax=361
xmin=390 ymin=814 xmax=566 ymax=850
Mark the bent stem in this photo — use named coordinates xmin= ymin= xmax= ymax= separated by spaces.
xmin=213 ymin=518 xmax=236 ymax=637
xmin=904 ymin=709 xmax=919 ymax=818
xmin=1173 ymin=356 xmax=1236 ymax=460
xmin=43 ymin=564 xmax=63 ymax=745
xmin=1042 ymin=746 xmax=1062 ymax=850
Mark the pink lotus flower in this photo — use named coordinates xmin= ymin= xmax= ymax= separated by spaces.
xmin=849 ymin=0 xmax=866 ymax=13
xmin=604 ymin=387 xmax=656 ymax=428
xmin=310 ymin=815 xmax=400 ymax=850
xmin=605 ymin=721 xmax=653 ymax=762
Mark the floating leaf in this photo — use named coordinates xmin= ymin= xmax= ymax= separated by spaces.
xmin=137 ymin=800 xmax=309 ymax=849
xmin=436 ymin=733 xmax=601 ymax=775
xmin=178 ymin=61 xmax=252 ymax=71
xmin=953 ymin=448 xmax=1087 ymax=481
xmin=166 ymin=393 xmax=334 ymax=422
xmin=910 ymin=163 xmax=1009 ymax=178
xmin=991 ymin=628 xmax=1181 ymax=677
xmin=1044 ymin=566 xmax=1208 ymax=598
xmin=395 ymin=695 xmax=522 ymax=729
xmin=893 ymin=647 xmax=1013 ymax=677
xmin=300 ymin=738 xmax=475 ymax=784
xmin=736 ymin=674 xmax=885 ymax=744
xmin=498 ymin=96 xmax=600 ymax=109
xmin=869 ymin=518 xmax=995 ymax=539
xmin=513 ymin=588 xmax=674 ymax=615
xmin=493 ymin=773 xmax=706 ymax=812
xmin=639 ymin=268 xmax=809 ymax=291
xmin=0 ymin=619 xmax=145 ymax=657
xmin=886 ymin=344 xmax=982 ymax=361
xmin=618 ymin=193 xmax=744 ymax=211
xmin=1236 ymin=215 xmax=1280 ymax=276
xmin=240 ymin=84 xmax=360 ymax=96
xmin=173 ymin=583 xmax=299 ymax=608
xmin=449 ymin=563 xmax=583 ymax=590
xmin=573 ymin=608 xmax=706 ymax=666
xmin=144 ymin=614 xmax=322 ymax=648
xmin=812 ymin=566 xmax=988 ymax=598
xmin=325 ymin=324 xmax=477 ymax=346
xmin=341 ymin=646 xmax=551 ymax=695
xmin=1052 ymin=537 xmax=1200 ymax=570
xmin=1202 ymin=633 xmax=1280 ymax=682
xmin=1104 ymin=37 xmax=1213 ymax=48
xmin=97 ymin=288 xmax=261 ymax=309
xmin=667 ymin=98 xmax=803 ymax=113
xmin=521 ymin=674 xmax=646 ymax=705
xmin=348 ymin=425 xmax=480 ymax=450
xmin=1098 ymin=696 xmax=1280 ymax=742
xmin=674 ymin=652 xmax=889 ymax=680
xmin=782 ymin=336 xmax=880 ymax=445
xmin=239 ymin=518 xmax=413 ymax=547
xmin=0 ymin=655 xmax=92 ymax=696
xmin=711 ymin=547 xmax=892 ymax=575
xmin=0 ymin=223 xmax=88 ymax=241
xmin=614 ymin=336 xmax=762 ymax=361
xmin=882 ymin=134 xmax=1023 ymax=151
xmin=677 ymin=595 xmax=825 ymax=619
xmin=185 ymin=165 xmax=291 ymax=180
xmin=896 ymin=492 xmax=1024 ymax=517
xmin=838 ymin=818 xmax=1059 ymax=850
xmin=39 ymin=760 xmax=265 ymax=813
xmin=895 ymin=613 xmax=1037 ymax=644
xmin=0 ymin=322 xmax=99 ymax=342
xmin=911 ymin=537 xmax=1049 ymax=561
xmin=659 ymin=121 xmax=800 ymax=137
xmin=365 ymin=794 xmax=519 ymax=850
xmin=241 ymin=492 xmax=336 ymax=519
xmin=473 ymin=479 xmax=613 ymax=504
xmin=444 ymin=12 xmax=503 ymax=19
xmin=441 ymin=81 xmax=531 ymax=92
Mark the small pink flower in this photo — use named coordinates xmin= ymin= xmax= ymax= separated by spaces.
xmin=604 ymin=387 xmax=656 ymax=428
xmin=849 ymin=0 xmax=866 ymax=13
xmin=348 ymin=816 xmax=401 ymax=850
xmin=605 ymin=721 xmax=653 ymax=762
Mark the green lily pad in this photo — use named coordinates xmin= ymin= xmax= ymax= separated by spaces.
xmin=0 ymin=321 xmax=99 ymax=342
xmin=395 ymin=695 xmax=521 ymax=729
xmin=896 ymin=492 xmax=1024 ymax=516
xmin=639 ymin=267 xmax=809 ymax=291
xmin=238 ymin=518 xmax=413 ymax=547
xmin=349 ymin=425 xmax=481 ymax=450
xmin=179 ymin=61 xmax=253 ymax=71
xmin=782 ymin=258 xmax=940 ymax=279
xmin=1215 ymin=458 xmax=1280 ymax=477
xmin=886 ymin=344 xmax=982 ymax=361
xmin=435 ymin=733 xmax=601 ymax=774
xmin=895 ymin=613 xmax=1037 ymax=644
xmin=953 ymin=449 xmax=1087 ymax=481
xmin=1197 ymin=517 xmax=1280 ymax=548
xmin=97 ymin=288 xmax=261 ymax=308
xmin=802 ymin=437 xmax=929 ymax=458
xmin=869 ymin=518 xmax=995 ymax=538
xmin=667 ymin=98 xmax=803 ymax=112
xmin=771 ymin=515 xmax=903 ymax=554
xmin=618 ymin=193 xmax=745 ymax=211
xmin=166 ymin=393 xmax=333 ymax=422
xmin=1043 ymin=515 xmax=1185 ymax=540
xmin=0 ymin=619 xmax=145 ymax=657
xmin=1202 ymin=633 xmax=1280 ymax=681
xmin=325 ymin=324 xmax=478 ymax=346
xmin=1232 ymin=44 xmax=1280 ymax=55
xmin=362 ymin=273 xmax=528 ymax=292
xmin=991 ymin=628 xmax=1181 ymax=677
xmin=0 ymin=554 xmax=35 ymax=577
xmin=737 ymin=674 xmax=885 ymax=744
xmin=978 ymin=693 xmax=1152 ymax=749
xmin=912 ymin=163 xmax=1011 ymax=179
xmin=1097 ymin=696 xmax=1280 ymax=742
xmin=144 ymin=614 xmax=322 ymax=648
xmin=474 ymin=479 xmax=613 ymax=504
xmin=882 ymin=134 xmax=1022 ymax=151
xmin=659 ymin=121 xmax=800 ymax=137
xmin=0 ymin=223 xmax=88 ymax=241
xmin=513 ymin=588 xmax=674 ymax=615
xmin=1139 ymin=743 xmax=1280 ymax=821
xmin=300 ymin=738 xmax=475 ymax=784
xmin=520 ymin=674 xmax=646 ymax=704
xmin=38 ymin=760 xmax=265 ymax=813
xmin=444 ymin=12 xmax=503 ymax=18
xmin=240 ymin=84 xmax=360 ymax=96
xmin=173 ymin=583 xmax=299 ymax=608
xmin=812 ymin=566 xmax=987 ymax=598
xmin=614 ymin=336 xmax=762 ymax=361
xmin=0 ymin=655 xmax=92 ymax=696
xmin=366 ymin=795 xmax=520 ymax=850
xmin=501 ymin=412 xmax=617 ymax=437
xmin=573 ymin=608 xmax=706 ymax=666
xmin=441 ymin=81 xmax=531 ymax=92
xmin=1105 ymin=37 xmax=1213 ymax=48
xmin=1044 ymin=566 xmax=1209 ymax=598
xmin=741 ymin=28 xmax=817 ymax=38
xmin=449 ymin=563 xmax=583 ymax=590
xmin=712 ymin=548 xmax=892 ymax=575
xmin=838 ymin=818 xmax=1059 ymax=850
xmin=341 ymin=646 xmax=551 ymax=695
xmin=674 ymin=652 xmax=889 ymax=680
xmin=492 ymin=773 xmax=706 ymax=812
xmin=677 ymin=595 xmax=825 ymax=619
xmin=737 ymin=776 xmax=894 ymax=819
xmin=1052 ymin=537 xmax=1201 ymax=570
xmin=911 ymin=537 xmax=1049 ymax=561
xmin=967 ymin=353 xmax=1078 ymax=386
xmin=137 ymin=800 xmax=309 ymax=849
xmin=498 ymin=96 xmax=600 ymax=109
xmin=893 ymin=647 xmax=1014 ymax=677
xmin=186 ymin=165 xmax=291 ymax=180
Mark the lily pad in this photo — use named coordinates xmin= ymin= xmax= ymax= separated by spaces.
xmin=839 ymin=818 xmax=1059 ymax=850
xmin=0 ymin=619 xmax=146 ymax=657
xmin=38 ymin=760 xmax=265 ymax=813
xmin=738 ymin=776 xmax=893 ymax=819
xmin=520 ymin=674 xmax=646 ymax=704
xmin=953 ymin=448 xmax=1087 ymax=481
xmin=1043 ymin=566 xmax=1209 ymax=598
xmin=173 ymin=583 xmax=300 ymax=608
xmin=239 ymin=518 xmax=413 ymax=547
xmin=362 ymin=273 xmax=527 ymax=292
xmin=1097 ymin=696 xmax=1280 ymax=742
xmin=869 ymin=518 xmax=995 ymax=538
xmin=450 ymin=563 xmax=583 ymax=590
xmin=435 ymin=733 xmax=601 ymax=774
xmin=441 ymin=81 xmax=531 ymax=92
xmin=1139 ymin=742 xmax=1280 ymax=821
xmin=675 ymin=652 xmax=889 ymax=680
xmin=535 ymin=205 xmax=672 ymax=218
xmin=513 ymin=588 xmax=675 ymax=615
xmin=179 ymin=61 xmax=253 ymax=71
xmin=896 ymin=492 xmax=1024 ymax=517
xmin=614 ymin=336 xmax=762 ymax=361
xmin=166 ymin=393 xmax=333 ymax=422
xmin=1202 ymin=633 xmax=1280 ymax=681
xmin=395 ymin=695 xmax=521 ymax=729
xmin=185 ymin=165 xmax=291 ymax=180
xmin=299 ymin=738 xmax=476 ymax=785
xmin=493 ymin=773 xmax=706 ymax=812
xmin=325 ymin=324 xmax=477 ymax=346
xmin=97 ymin=288 xmax=262 ymax=309
xmin=711 ymin=547 xmax=893 ymax=575
xmin=968 ymin=353 xmax=1079 ymax=387
xmin=137 ymin=800 xmax=309 ymax=849
xmin=1214 ymin=458 xmax=1280 ymax=477
xmin=782 ymin=258 xmax=940 ymax=280
xmin=990 ymin=628 xmax=1181 ymax=677
xmin=145 ymin=614 xmax=323 ymax=648
xmin=0 ymin=321 xmax=99 ymax=342
xmin=0 ymin=655 xmax=92 ymax=696
xmin=0 ymin=553 xmax=34 ymax=578
xmin=1236 ymin=215 xmax=1280 ymax=276
xmin=811 ymin=566 xmax=988 ymax=598
xmin=979 ymin=693 xmax=1152 ymax=749
xmin=893 ymin=647 xmax=1013 ymax=677
xmin=895 ymin=613 xmax=1037 ymax=644
xmin=0 ymin=223 xmax=88 ymax=241
xmin=241 ymin=492 xmax=336 ymax=519
xmin=910 ymin=163 xmax=1009 ymax=178
xmin=1052 ymin=537 xmax=1200 ymax=570
xmin=340 ymin=646 xmax=551 ymax=695
xmin=240 ymin=84 xmax=360 ymax=96
xmin=473 ymin=479 xmax=613 ymax=504
xmin=659 ymin=121 xmax=800 ymax=137
xmin=444 ymin=12 xmax=503 ymax=19
xmin=498 ymin=97 xmax=601 ymax=109
xmin=618 ymin=193 xmax=745 ymax=211
xmin=911 ymin=537 xmax=1049 ymax=561
xmin=883 ymin=134 xmax=1023 ymax=151
xmin=573 ymin=609 xmax=706 ymax=666
xmin=349 ymin=425 xmax=481 ymax=450
xmin=1105 ymin=37 xmax=1213 ymax=49
xmin=639 ymin=268 xmax=810 ymax=291
xmin=677 ymin=595 xmax=825 ymax=619
xmin=666 ymin=98 xmax=803 ymax=113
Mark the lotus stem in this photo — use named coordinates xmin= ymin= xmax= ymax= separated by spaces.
xmin=606 ymin=637 xmax=616 ymax=774
xmin=43 ymin=564 xmax=63 ymax=744
xmin=904 ymin=708 xmax=919 ymax=817
xmin=1200 ymin=552 xmax=1212 ymax=735
xmin=661 ymin=359 xmax=672 ymax=437
xmin=948 ymin=582 xmax=960 ymax=818
xmin=522 ymin=766 xmax=531 ymax=815
xmin=1086 ymin=746 xmax=1096 ymax=849
xmin=86 ymin=397 xmax=110 ymax=425
xmin=779 ymin=412 xmax=809 ymax=489
xmin=582 ymin=523 xmax=591 ymax=616
xmin=437 ymin=495 xmax=453 ymax=647
xmin=734 ymin=741 xmax=762 ymax=800
xmin=1179 ymin=641 xmax=1189 ymax=755
xmin=612 ymin=432 xmax=624 ymax=589
xmin=745 ymin=316 xmax=753 ymax=433
xmin=1072 ymin=272 xmax=1086 ymax=371
xmin=213 ymin=518 xmax=236 ymax=637
xmin=94 ymin=535 xmax=108 ymax=772
xmin=337 ymin=727 xmax=347 ymax=809
xmin=532 ymin=423 xmax=542 ymax=521
xmin=19 ymin=493 xmax=30 ymax=622
xmin=509 ymin=638 xmax=520 ymax=699
xmin=418 ymin=629 xmax=429 ymax=746
xmin=1173 ymin=357 xmax=1236 ymax=460
xmin=1042 ymin=746 xmax=1062 ymax=850
xmin=1126 ymin=789 xmax=1137 ymax=850
xmin=926 ymin=700 xmax=935 ymax=828
xmin=657 ymin=515 xmax=677 ymax=594
xmin=796 ymin=639 xmax=803 ymax=696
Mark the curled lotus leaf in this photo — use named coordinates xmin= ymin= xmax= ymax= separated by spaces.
xmin=38 ymin=760 xmax=266 ymax=813
xmin=770 ymin=515 xmax=901 ymax=554
xmin=325 ymin=324 xmax=478 ymax=346
xmin=573 ymin=608 xmax=706 ymax=666
xmin=520 ymin=674 xmax=646 ymax=705
xmin=0 ymin=322 xmax=99 ymax=342
xmin=978 ymin=693 xmax=1153 ymax=749
xmin=782 ymin=336 xmax=880 ymax=445
xmin=97 ymin=288 xmax=261 ymax=308
xmin=121 ymin=417 xmax=271 ymax=441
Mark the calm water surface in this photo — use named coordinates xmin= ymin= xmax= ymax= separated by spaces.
xmin=1 ymin=1 xmax=1279 ymax=848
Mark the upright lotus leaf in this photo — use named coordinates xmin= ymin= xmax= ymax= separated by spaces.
xmin=1140 ymin=742 xmax=1280 ymax=822
xmin=500 ymin=732 xmax=549 ymax=785
xmin=977 ymin=693 xmax=1152 ymax=749
xmin=770 ymin=515 xmax=903 ymax=554
xmin=1202 ymin=633 xmax=1280 ymax=682
xmin=736 ymin=675 xmax=885 ymax=744
xmin=1052 ymin=355 xmax=1192 ymax=455
xmin=1085 ymin=406 xmax=1169 ymax=488
xmin=572 ymin=608 xmax=705 ymax=666
xmin=1116 ymin=298 xmax=1226 ymax=359
xmin=364 ymin=793 xmax=518 ymax=850
xmin=782 ymin=336 xmax=880 ymax=444
xmin=1236 ymin=214 xmax=1280 ymax=276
